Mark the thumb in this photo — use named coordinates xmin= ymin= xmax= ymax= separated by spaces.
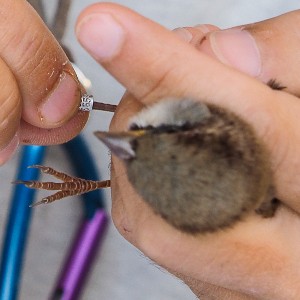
xmin=75 ymin=3 xmax=276 ymax=110
xmin=179 ymin=10 xmax=300 ymax=96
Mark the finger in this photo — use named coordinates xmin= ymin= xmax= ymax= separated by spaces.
xmin=0 ymin=0 xmax=83 ymax=129
xmin=0 ymin=0 xmax=89 ymax=162
xmin=176 ymin=11 xmax=300 ymax=96
xmin=76 ymin=4 xmax=300 ymax=209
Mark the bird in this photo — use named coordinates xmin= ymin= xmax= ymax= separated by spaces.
xmin=15 ymin=97 xmax=279 ymax=234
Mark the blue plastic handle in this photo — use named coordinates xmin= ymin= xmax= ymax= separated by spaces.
xmin=0 ymin=145 xmax=46 ymax=300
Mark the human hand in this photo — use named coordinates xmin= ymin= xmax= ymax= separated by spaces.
xmin=76 ymin=4 xmax=300 ymax=299
xmin=0 ymin=0 xmax=89 ymax=165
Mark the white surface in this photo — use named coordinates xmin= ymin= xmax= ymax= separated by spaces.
xmin=0 ymin=1 xmax=299 ymax=299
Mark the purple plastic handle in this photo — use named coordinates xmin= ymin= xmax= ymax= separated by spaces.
xmin=51 ymin=209 xmax=108 ymax=300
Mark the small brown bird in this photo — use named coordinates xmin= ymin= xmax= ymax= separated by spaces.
xmin=96 ymin=98 xmax=278 ymax=233
xmin=17 ymin=97 xmax=279 ymax=234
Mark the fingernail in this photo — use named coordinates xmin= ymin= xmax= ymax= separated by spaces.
xmin=76 ymin=13 xmax=125 ymax=61
xmin=202 ymin=29 xmax=261 ymax=77
xmin=0 ymin=134 xmax=19 ymax=166
xmin=39 ymin=72 xmax=80 ymax=126
xmin=173 ymin=28 xmax=193 ymax=42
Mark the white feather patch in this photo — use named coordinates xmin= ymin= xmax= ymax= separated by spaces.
xmin=129 ymin=98 xmax=211 ymax=129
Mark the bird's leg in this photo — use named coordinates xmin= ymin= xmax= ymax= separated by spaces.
xmin=13 ymin=165 xmax=110 ymax=207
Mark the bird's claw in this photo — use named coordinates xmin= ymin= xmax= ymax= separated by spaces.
xmin=13 ymin=165 xmax=111 ymax=207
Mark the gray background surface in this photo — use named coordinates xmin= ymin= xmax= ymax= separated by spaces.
xmin=0 ymin=1 xmax=299 ymax=299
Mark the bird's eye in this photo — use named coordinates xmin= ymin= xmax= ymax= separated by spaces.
xmin=128 ymin=123 xmax=141 ymax=131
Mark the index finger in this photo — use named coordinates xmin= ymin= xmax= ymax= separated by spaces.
xmin=0 ymin=0 xmax=83 ymax=128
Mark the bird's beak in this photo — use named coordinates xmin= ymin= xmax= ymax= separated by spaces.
xmin=94 ymin=130 xmax=145 ymax=160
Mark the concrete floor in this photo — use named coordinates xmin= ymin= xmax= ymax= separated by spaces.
xmin=0 ymin=1 xmax=299 ymax=299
